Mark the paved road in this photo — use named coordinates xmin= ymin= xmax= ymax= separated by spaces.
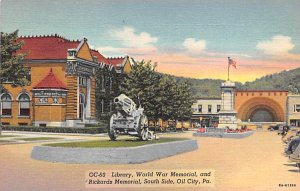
xmin=0 ymin=131 xmax=299 ymax=191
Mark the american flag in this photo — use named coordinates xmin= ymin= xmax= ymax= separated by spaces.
xmin=229 ymin=58 xmax=237 ymax=69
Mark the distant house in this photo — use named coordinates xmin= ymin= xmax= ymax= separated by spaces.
xmin=191 ymin=98 xmax=222 ymax=127
xmin=0 ymin=35 xmax=131 ymax=127
xmin=286 ymin=95 xmax=300 ymax=127
xmin=107 ymin=56 xmax=132 ymax=74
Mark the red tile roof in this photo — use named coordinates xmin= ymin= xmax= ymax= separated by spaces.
xmin=17 ymin=35 xmax=80 ymax=60
xmin=107 ymin=57 xmax=125 ymax=67
xmin=90 ymin=49 xmax=110 ymax=64
xmin=34 ymin=69 xmax=66 ymax=89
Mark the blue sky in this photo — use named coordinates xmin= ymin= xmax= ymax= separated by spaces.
xmin=1 ymin=0 xmax=300 ymax=82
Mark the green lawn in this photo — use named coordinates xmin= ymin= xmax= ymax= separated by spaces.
xmin=14 ymin=137 xmax=62 ymax=141
xmin=0 ymin=135 xmax=17 ymax=138
xmin=45 ymin=137 xmax=188 ymax=148
xmin=0 ymin=140 xmax=13 ymax=143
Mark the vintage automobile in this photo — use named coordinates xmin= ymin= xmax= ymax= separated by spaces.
xmin=284 ymin=137 xmax=300 ymax=155
xmin=108 ymin=94 xmax=153 ymax=141
xmin=149 ymin=119 xmax=190 ymax=132
xmin=289 ymin=144 xmax=300 ymax=171
xmin=282 ymin=128 xmax=300 ymax=143
xmin=267 ymin=124 xmax=280 ymax=131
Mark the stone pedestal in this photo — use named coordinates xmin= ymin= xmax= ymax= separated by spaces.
xmin=218 ymin=81 xmax=238 ymax=129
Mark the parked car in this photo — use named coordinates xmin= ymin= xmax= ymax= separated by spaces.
xmin=289 ymin=144 xmax=300 ymax=171
xmin=282 ymin=128 xmax=300 ymax=143
xmin=278 ymin=125 xmax=290 ymax=135
xmin=285 ymin=137 xmax=300 ymax=155
xmin=268 ymin=125 xmax=280 ymax=131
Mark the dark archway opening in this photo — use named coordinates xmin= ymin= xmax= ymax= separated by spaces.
xmin=249 ymin=108 xmax=275 ymax=122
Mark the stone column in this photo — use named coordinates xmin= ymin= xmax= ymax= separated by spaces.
xmin=218 ymin=81 xmax=238 ymax=129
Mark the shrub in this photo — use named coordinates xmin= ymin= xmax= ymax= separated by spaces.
xmin=2 ymin=125 xmax=107 ymax=134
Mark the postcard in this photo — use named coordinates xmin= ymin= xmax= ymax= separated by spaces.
xmin=0 ymin=0 xmax=300 ymax=191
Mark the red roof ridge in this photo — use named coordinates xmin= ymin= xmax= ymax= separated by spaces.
xmin=18 ymin=34 xmax=81 ymax=43
xmin=107 ymin=57 xmax=125 ymax=60
xmin=90 ymin=49 xmax=110 ymax=65
xmin=90 ymin=48 xmax=100 ymax=53
xmin=17 ymin=35 xmax=81 ymax=59
xmin=34 ymin=68 xmax=66 ymax=89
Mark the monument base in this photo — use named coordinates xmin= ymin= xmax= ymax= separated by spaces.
xmin=218 ymin=123 xmax=238 ymax=129
xmin=218 ymin=111 xmax=238 ymax=129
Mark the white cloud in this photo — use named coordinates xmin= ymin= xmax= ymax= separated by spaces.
xmin=256 ymin=35 xmax=295 ymax=56
xmin=183 ymin=38 xmax=206 ymax=53
xmin=97 ymin=46 xmax=122 ymax=53
xmin=98 ymin=26 xmax=159 ymax=56
xmin=112 ymin=26 xmax=158 ymax=48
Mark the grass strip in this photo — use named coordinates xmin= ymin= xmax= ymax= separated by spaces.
xmin=14 ymin=137 xmax=62 ymax=141
xmin=0 ymin=135 xmax=17 ymax=138
xmin=45 ymin=137 xmax=189 ymax=148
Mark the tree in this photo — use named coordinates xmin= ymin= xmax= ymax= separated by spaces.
xmin=121 ymin=59 xmax=194 ymax=131
xmin=1 ymin=30 xmax=29 ymax=86
xmin=158 ymin=75 xmax=177 ymax=120
xmin=0 ymin=30 xmax=29 ymax=134
xmin=121 ymin=59 xmax=161 ymax=124
xmin=176 ymin=81 xmax=194 ymax=126
xmin=95 ymin=65 xmax=120 ymax=123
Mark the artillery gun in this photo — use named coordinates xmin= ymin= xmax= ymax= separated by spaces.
xmin=108 ymin=94 xmax=153 ymax=141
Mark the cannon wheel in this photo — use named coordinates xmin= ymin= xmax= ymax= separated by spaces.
xmin=108 ymin=114 xmax=117 ymax=141
xmin=137 ymin=116 xmax=149 ymax=141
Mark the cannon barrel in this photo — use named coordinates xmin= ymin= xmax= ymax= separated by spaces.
xmin=114 ymin=94 xmax=136 ymax=116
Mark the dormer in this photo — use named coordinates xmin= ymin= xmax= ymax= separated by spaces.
xmin=93 ymin=56 xmax=98 ymax=63
xmin=67 ymin=49 xmax=77 ymax=59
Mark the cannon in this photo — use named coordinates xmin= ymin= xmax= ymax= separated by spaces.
xmin=108 ymin=94 xmax=153 ymax=141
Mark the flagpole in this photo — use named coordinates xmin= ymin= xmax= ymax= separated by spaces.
xmin=227 ymin=57 xmax=230 ymax=81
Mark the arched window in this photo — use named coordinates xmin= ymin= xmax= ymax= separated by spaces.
xmin=1 ymin=93 xmax=12 ymax=116
xmin=18 ymin=93 xmax=30 ymax=116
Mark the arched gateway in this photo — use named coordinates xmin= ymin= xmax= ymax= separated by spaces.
xmin=235 ymin=90 xmax=288 ymax=122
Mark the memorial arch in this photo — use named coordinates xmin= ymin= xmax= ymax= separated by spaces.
xmin=235 ymin=90 xmax=288 ymax=122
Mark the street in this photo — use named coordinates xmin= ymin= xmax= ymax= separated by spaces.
xmin=0 ymin=131 xmax=299 ymax=191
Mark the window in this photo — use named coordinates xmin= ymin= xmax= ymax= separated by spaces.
xmin=39 ymin=123 xmax=47 ymax=127
xmin=1 ymin=122 xmax=10 ymax=125
xmin=18 ymin=93 xmax=30 ymax=116
xmin=1 ymin=93 xmax=12 ymax=116
xmin=294 ymin=105 xmax=300 ymax=112
xmin=79 ymin=76 xmax=87 ymax=86
xmin=109 ymin=77 xmax=112 ymax=92
xmin=198 ymin=104 xmax=202 ymax=113
xmin=79 ymin=94 xmax=85 ymax=120
xmin=18 ymin=123 xmax=28 ymax=126
xmin=217 ymin=105 xmax=221 ymax=112
xmin=53 ymin=97 xmax=59 ymax=104
xmin=208 ymin=105 xmax=212 ymax=113
xmin=100 ymin=99 xmax=104 ymax=113
xmin=38 ymin=97 xmax=48 ymax=104
xmin=68 ymin=51 xmax=76 ymax=56
xmin=101 ymin=76 xmax=105 ymax=91
xmin=109 ymin=100 xmax=112 ymax=112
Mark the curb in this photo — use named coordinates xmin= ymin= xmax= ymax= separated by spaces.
xmin=193 ymin=131 xmax=254 ymax=138
xmin=31 ymin=139 xmax=198 ymax=164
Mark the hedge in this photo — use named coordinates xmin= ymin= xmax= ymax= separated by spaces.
xmin=2 ymin=125 xmax=108 ymax=134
